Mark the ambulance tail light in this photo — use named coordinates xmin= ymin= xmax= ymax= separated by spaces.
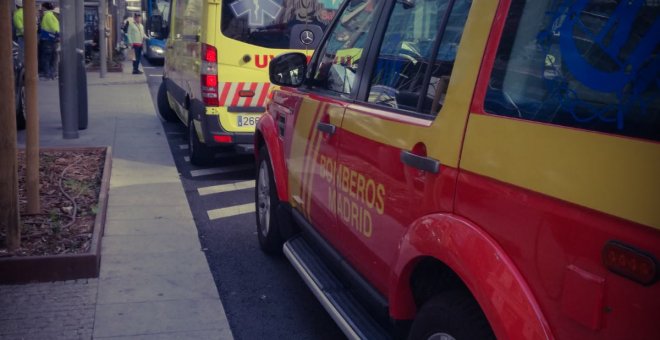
xmin=602 ymin=241 xmax=658 ymax=285
xmin=213 ymin=135 xmax=233 ymax=143
xmin=201 ymin=44 xmax=219 ymax=106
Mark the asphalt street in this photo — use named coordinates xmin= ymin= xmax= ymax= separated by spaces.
xmin=141 ymin=59 xmax=345 ymax=340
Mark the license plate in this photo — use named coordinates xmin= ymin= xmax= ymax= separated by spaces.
xmin=237 ymin=115 xmax=259 ymax=127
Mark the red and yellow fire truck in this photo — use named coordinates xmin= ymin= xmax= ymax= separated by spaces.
xmin=254 ymin=0 xmax=660 ymax=338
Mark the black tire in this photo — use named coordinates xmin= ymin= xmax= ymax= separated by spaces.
xmin=188 ymin=117 xmax=214 ymax=165
xmin=16 ymin=80 xmax=26 ymax=130
xmin=157 ymin=80 xmax=177 ymax=122
xmin=255 ymin=146 xmax=283 ymax=254
xmin=407 ymin=291 xmax=495 ymax=340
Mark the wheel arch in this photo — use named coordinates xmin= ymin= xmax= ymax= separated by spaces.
xmin=255 ymin=115 xmax=289 ymax=202
xmin=388 ymin=213 xmax=553 ymax=340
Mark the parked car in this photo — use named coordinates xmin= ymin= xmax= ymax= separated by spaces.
xmin=254 ymin=0 xmax=660 ymax=339
xmin=13 ymin=41 xmax=26 ymax=130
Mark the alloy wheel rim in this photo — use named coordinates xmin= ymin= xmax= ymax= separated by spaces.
xmin=257 ymin=161 xmax=270 ymax=237
xmin=427 ymin=333 xmax=456 ymax=340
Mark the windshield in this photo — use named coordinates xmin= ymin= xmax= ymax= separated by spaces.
xmin=147 ymin=0 xmax=171 ymax=39
xmin=222 ymin=0 xmax=341 ymax=49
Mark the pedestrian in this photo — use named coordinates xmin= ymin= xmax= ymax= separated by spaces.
xmin=127 ymin=13 xmax=147 ymax=74
xmin=39 ymin=2 xmax=59 ymax=80
xmin=13 ymin=0 xmax=24 ymax=62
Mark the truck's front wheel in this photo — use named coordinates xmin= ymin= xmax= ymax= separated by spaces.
xmin=255 ymin=146 xmax=283 ymax=254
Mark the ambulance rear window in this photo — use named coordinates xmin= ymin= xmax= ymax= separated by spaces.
xmin=221 ymin=0 xmax=341 ymax=49
xmin=484 ymin=0 xmax=660 ymax=142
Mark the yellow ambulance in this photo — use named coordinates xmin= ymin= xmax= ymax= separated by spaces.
xmin=158 ymin=0 xmax=339 ymax=164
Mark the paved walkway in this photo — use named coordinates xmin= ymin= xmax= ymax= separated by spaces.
xmin=1 ymin=62 xmax=234 ymax=339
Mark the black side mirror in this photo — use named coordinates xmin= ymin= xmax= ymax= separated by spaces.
xmin=269 ymin=52 xmax=308 ymax=87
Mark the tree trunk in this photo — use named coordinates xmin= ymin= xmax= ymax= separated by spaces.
xmin=0 ymin=0 xmax=20 ymax=251
xmin=24 ymin=0 xmax=40 ymax=214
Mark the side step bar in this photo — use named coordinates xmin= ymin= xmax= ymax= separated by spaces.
xmin=284 ymin=235 xmax=390 ymax=340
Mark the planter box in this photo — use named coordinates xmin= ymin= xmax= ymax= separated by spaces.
xmin=0 ymin=146 xmax=112 ymax=284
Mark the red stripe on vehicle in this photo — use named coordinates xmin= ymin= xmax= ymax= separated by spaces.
xmin=257 ymin=83 xmax=271 ymax=107
xmin=245 ymin=83 xmax=259 ymax=106
xmin=218 ymin=83 xmax=232 ymax=107
xmin=231 ymin=83 xmax=245 ymax=107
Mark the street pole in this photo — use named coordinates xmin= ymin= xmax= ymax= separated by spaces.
xmin=99 ymin=0 xmax=107 ymax=78
xmin=0 ymin=0 xmax=20 ymax=251
xmin=60 ymin=0 xmax=79 ymax=139
xmin=24 ymin=0 xmax=40 ymax=214
xmin=75 ymin=0 xmax=88 ymax=129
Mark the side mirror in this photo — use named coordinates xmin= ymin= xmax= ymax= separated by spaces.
xmin=269 ymin=52 xmax=307 ymax=87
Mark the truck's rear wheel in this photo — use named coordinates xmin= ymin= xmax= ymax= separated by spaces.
xmin=188 ymin=119 xmax=214 ymax=165
xmin=407 ymin=291 xmax=494 ymax=340
xmin=256 ymin=146 xmax=283 ymax=254
xmin=157 ymin=81 xmax=177 ymax=122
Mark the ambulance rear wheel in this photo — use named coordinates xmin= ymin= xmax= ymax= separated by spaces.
xmin=407 ymin=291 xmax=494 ymax=340
xmin=256 ymin=146 xmax=283 ymax=254
xmin=157 ymin=81 xmax=177 ymax=122
xmin=188 ymin=119 xmax=213 ymax=166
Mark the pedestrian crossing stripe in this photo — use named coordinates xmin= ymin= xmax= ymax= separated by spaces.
xmin=207 ymin=203 xmax=255 ymax=220
xmin=198 ymin=180 xmax=255 ymax=196
xmin=190 ymin=164 xmax=253 ymax=177
xmin=179 ymin=144 xmax=189 ymax=150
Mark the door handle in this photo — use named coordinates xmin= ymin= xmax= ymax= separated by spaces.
xmin=317 ymin=122 xmax=336 ymax=135
xmin=400 ymin=150 xmax=440 ymax=174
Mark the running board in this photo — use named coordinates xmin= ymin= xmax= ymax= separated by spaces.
xmin=283 ymin=235 xmax=390 ymax=340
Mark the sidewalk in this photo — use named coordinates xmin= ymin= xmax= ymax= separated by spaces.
xmin=1 ymin=62 xmax=234 ymax=339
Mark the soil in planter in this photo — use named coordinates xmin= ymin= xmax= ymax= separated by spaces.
xmin=0 ymin=149 xmax=105 ymax=257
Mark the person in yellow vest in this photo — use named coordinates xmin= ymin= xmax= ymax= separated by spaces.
xmin=13 ymin=0 xmax=24 ymax=62
xmin=39 ymin=2 xmax=59 ymax=80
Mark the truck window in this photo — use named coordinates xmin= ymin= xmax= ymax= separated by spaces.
xmin=221 ymin=0 xmax=341 ymax=49
xmin=484 ymin=0 xmax=660 ymax=141
xmin=309 ymin=0 xmax=383 ymax=95
xmin=367 ymin=0 xmax=472 ymax=115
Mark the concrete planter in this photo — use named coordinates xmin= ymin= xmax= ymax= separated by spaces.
xmin=0 ymin=146 xmax=112 ymax=284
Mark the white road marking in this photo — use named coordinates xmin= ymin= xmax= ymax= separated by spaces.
xmin=179 ymin=144 xmax=189 ymax=150
xmin=183 ymin=156 xmax=190 ymax=162
xmin=148 ymin=74 xmax=163 ymax=77
xmin=207 ymin=203 xmax=255 ymax=220
xmin=198 ymin=180 xmax=255 ymax=196
xmin=190 ymin=164 xmax=253 ymax=177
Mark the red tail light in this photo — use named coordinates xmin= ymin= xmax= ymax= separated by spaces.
xmin=603 ymin=241 xmax=657 ymax=285
xmin=213 ymin=135 xmax=233 ymax=143
xmin=201 ymin=44 xmax=219 ymax=106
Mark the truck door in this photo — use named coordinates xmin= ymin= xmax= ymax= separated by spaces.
xmin=334 ymin=0 xmax=474 ymax=294
xmin=285 ymin=0 xmax=384 ymax=250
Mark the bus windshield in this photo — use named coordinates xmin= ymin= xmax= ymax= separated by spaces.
xmin=221 ymin=0 xmax=341 ymax=49
xmin=147 ymin=0 xmax=171 ymax=39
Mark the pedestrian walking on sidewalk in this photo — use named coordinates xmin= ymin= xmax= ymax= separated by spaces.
xmin=13 ymin=0 xmax=24 ymax=62
xmin=127 ymin=13 xmax=147 ymax=75
xmin=39 ymin=2 xmax=59 ymax=80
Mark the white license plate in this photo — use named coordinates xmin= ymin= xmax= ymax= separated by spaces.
xmin=237 ymin=115 xmax=259 ymax=127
